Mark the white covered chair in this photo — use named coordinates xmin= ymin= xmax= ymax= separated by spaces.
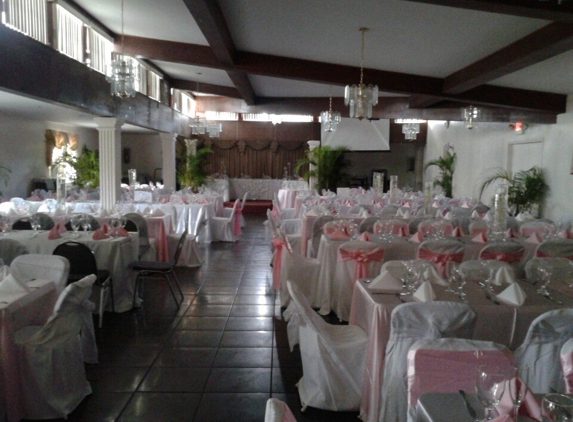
xmin=535 ymin=238 xmax=573 ymax=259
xmin=0 ymin=238 xmax=29 ymax=265
xmin=264 ymin=398 xmax=297 ymax=422
xmin=14 ymin=275 xmax=95 ymax=420
xmin=525 ymin=257 xmax=573 ymax=285
xmin=406 ymin=338 xmax=514 ymax=422
xmin=379 ymin=301 xmax=477 ymax=422
xmin=479 ymin=241 xmax=525 ymax=278
xmin=519 ymin=220 xmax=555 ymax=237
xmin=561 ymin=338 xmax=573 ymax=394
xmin=286 ymin=280 xmax=368 ymax=412
xmin=210 ymin=199 xmax=240 ymax=242
xmin=417 ymin=239 xmax=465 ymax=277
xmin=514 ymin=308 xmax=573 ymax=393
xmin=331 ymin=240 xmax=385 ymax=321
xmin=223 ymin=191 xmax=248 ymax=227
xmin=267 ymin=209 xmax=301 ymax=256
xmin=10 ymin=254 xmax=70 ymax=293
xmin=308 ymin=215 xmax=335 ymax=258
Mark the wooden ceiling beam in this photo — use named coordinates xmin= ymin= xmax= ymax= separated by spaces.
xmin=181 ymin=0 xmax=256 ymax=105
xmin=170 ymin=79 xmax=242 ymax=98
xmin=399 ymin=0 xmax=573 ymax=23
xmin=444 ymin=22 xmax=573 ymax=94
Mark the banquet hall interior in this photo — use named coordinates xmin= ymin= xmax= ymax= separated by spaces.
xmin=3 ymin=0 xmax=573 ymax=421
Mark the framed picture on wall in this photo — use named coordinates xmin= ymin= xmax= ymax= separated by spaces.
xmin=371 ymin=169 xmax=387 ymax=190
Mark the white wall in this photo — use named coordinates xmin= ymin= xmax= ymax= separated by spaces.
xmin=0 ymin=114 xmax=98 ymax=198
xmin=424 ymin=115 xmax=573 ymax=222
xmin=121 ymin=133 xmax=163 ymax=183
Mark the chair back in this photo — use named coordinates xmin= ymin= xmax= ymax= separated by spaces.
xmin=459 ymin=259 xmax=515 ymax=286
xmin=471 ymin=203 xmax=490 ymax=217
xmin=535 ymin=239 xmax=573 ymax=259
xmin=35 ymin=213 xmax=55 ymax=230
xmin=479 ymin=241 xmax=525 ymax=276
xmin=124 ymin=212 xmax=151 ymax=254
xmin=240 ymin=191 xmax=249 ymax=211
xmin=52 ymin=241 xmax=98 ymax=282
xmin=266 ymin=209 xmax=280 ymax=238
xmin=172 ymin=229 xmax=188 ymax=266
xmin=359 ymin=216 xmax=379 ymax=233
xmin=417 ymin=239 xmax=465 ymax=276
xmin=0 ymin=238 xmax=29 ymax=265
xmin=561 ymin=338 xmax=573 ymax=394
xmin=525 ymin=257 xmax=573 ymax=285
xmin=337 ymin=240 xmax=385 ymax=281
xmin=514 ymin=308 xmax=573 ymax=393
xmin=310 ymin=215 xmax=334 ymax=257
xmin=12 ymin=218 xmax=32 ymax=230
xmin=380 ymin=204 xmax=399 ymax=215
xmin=10 ymin=254 xmax=70 ymax=293
xmin=468 ymin=219 xmax=488 ymax=235
xmin=520 ymin=220 xmax=555 ymax=238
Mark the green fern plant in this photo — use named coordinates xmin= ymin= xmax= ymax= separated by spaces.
xmin=177 ymin=146 xmax=213 ymax=190
xmin=54 ymin=146 xmax=100 ymax=188
xmin=294 ymin=145 xmax=350 ymax=191
xmin=424 ymin=146 xmax=456 ymax=198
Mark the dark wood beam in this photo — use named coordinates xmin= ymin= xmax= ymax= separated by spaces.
xmin=171 ymin=79 xmax=242 ymax=98
xmin=409 ymin=94 xmax=444 ymax=109
xmin=444 ymin=22 xmax=573 ymax=93
xmin=181 ymin=0 xmax=256 ymax=105
xmin=400 ymin=0 xmax=573 ymax=23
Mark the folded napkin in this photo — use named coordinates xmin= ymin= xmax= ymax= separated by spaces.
xmin=424 ymin=265 xmax=447 ymax=286
xmin=360 ymin=209 xmax=370 ymax=218
xmin=505 ymin=228 xmax=519 ymax=238
xmin=357 ymin=231 xmax=371 ymax=241
xmin=92 ymin=228 xmax=110 ymax=240
xmin=471 ymin=210 xmax=481 ymax=219
xmin=557 ymin=229 xmax=573 ymax=239
xmin=116 ymin=227 xmax=129 ymax=237
xmin=48 ymin=224 xmax=62 ymax=240
xmin=461 ymin=200 xmax=471 ymax=209
xmin=368 ymin=269 xmax=403 ymax=293
xmin=0 ymin=273 xmax=31 ymax=294
xmin=495 ymin=377 xmax=541 ymax=421
xmin=494 ymin=266 xmax=516 ymax=286
xmin=152 ymin=208 xmax=165 ymax=217
xmin=410 ymin=231 xmax=424 ymax=243
xmin=99 ymin=208 xmax=110 ymax=217
xmin=516 ymin=211 xmax=535 ymax=222
xmin=496 ymin=282 xmax=527 ymax=306
xmin=102 ymin=223 xmax=109 ymax=234
xmin=435 ymin=209 xmax=442 ymax=218
xmin=141 ymin=206 xmax=152 ymax=216
xmin=472 ymin=232 xmax=489 ymax=243
xmin=525 ymin=232 xmax=543 ymax=244
xmin=452 ymin=226 xmax=464 ymax=237
xmin=159 ymin=197 xmax=170 ymax=204
xmin=443 ymin=211 xmax=453 ymax=220
xmin=306 ymin=209 xmax=319 ymax=217
xmin=413 ymin=280 xmax=436 ymax=302
xmin=483 ymin=212 xmax=493 ymax=222
xmin=432 ymin=200 xmax=441 ymax=208
xmin=396 ymin=226 xmax=408 ymax=237
xmin=6 ymin=208 xmax=17 ymax=216
xmin=55 ymin=222 xmax=66 ymax=234
xmin=329 ymin=228 xmax=351 ymax=240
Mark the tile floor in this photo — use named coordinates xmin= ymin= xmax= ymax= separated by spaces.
xmin=26 ymin=214 xmax=360 ymax=422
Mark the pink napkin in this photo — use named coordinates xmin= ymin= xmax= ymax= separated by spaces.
xmin=160 ymin=197 xmax=170 ymax=204
xmin=472 ymin=232 xmax=489 ymax=243
xmin=525 ymin=232 xmax=543 ymax=244
xmin=396 ymin=226 xmax=408 ymax=237
xmin=102 ymin=223 xmax=109 ymax=234
xmin=452 ymin=226 xmax=464 ymax=237
xmin=196 ymin=198 xmax=209 ymax=204
xmin=48 ymin=224 xmax=62 ymax=240
xmin=26 ymin=195 xmax=41 ymax=201
xmin=410 ymin=231 xmax=424 ymax=243
xmin=461 ymin=200 xmax=471 ymax=208
xmin=557 ymin=229 xmax=573 ymax=239
xmin=66 ymin=195 xmax=75 ymax=202
xmin=357 ymin=231 xmax=371 ymax=241
xmin=56 ymin=222 xmax=67 ymax=234
xmin=116 ymin=227 xmax=129 ymax=237
xmin=495 ymin=378 xmax=541 ymax=421
xmin=505 ymin=228 xmax=519 ymax=238
xmin=329 ymin=227 xmax=350 ymax=239
xmin=92 ymin=228 xmax=110 ymax=240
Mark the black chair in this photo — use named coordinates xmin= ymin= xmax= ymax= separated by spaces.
xmin=130 ymin=229 xmax=186 ymax=308
xmin=13 ymin=213 xmax=55 ymax=230
xmin=53 ymin=241 xmax=113 ymax=328
xmin=12 ymin=218 xmax=32 ymax=230
xmin=124 ymin=212 xmax=152 ymax=259
xmin=64 ymin=215 xmax=100 ymax=231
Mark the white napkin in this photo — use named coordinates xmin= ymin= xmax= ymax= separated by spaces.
xmin=516 ymin=211 xmax=535 ymax=222
xmin=483 ymin=212 xmax=492 ymax=222
xmin=142 ymin=206 xmax=152 ymax=216
xmin=494 ymin=266 xmax=516 ymax=286
xmin=99 ymin=208 xmax=110 ymax=217
xmin=368 ymin=269 xmax=403 ymax=293
xmin=471 ymin=210 xmax=481 ymax=219
xmin=413 ymin=280 xmax=436 ymax=302
xmin=496 ymin=282 xmax=527 ymax=306
xmin=7 ymin=208 xmax=17 ymax=216
xmin=0 ymin=273 xmax=31 ymax=294
xmin=443 ymin=211 xmax=453 ymax=220
xmin=306 ymin=209 xmax=319 ymax=217
xmin=424 ymin=265 xmax=447 ymax=286
xmin=525 ymin=232 xmax=543 ymax=244
xmin=360 ymin=209 xmax=370 ymax=218
xmin=0 ymin=265 xmax=8 ymax=280
xmin=152 ymin=208 xmax=165 ymax=217
xmin=435 ymin=209 xmax=442 ymax=218
xmin=402 ymin=209 xmax=411 ymax=219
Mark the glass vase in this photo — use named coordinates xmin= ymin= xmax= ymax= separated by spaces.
xmin=492 ymin=184 xmax=508 ymax=240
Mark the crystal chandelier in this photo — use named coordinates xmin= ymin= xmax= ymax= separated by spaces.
xmin=464 ymin=105 xmax=481 ymax=130
xmin=320 ymin=88 xmax=341 ymax=132
xmin=189 ymin=79 xmax=223 ymax=138
xmin=107 ymin=0 xmax=136 ymax=98
xmin=344 ymin=28 xmax=378 ymax=120
xmin=395 ymin=119 xmax=425 ymax=141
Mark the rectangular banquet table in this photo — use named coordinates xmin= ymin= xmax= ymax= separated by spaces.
xmin=0 ymin=279 xmax=57 ymax=422
xmin=349 ymin=279 xmax=573 ymax=422
xmin=1 ymin=230 xmax=139 ymax=312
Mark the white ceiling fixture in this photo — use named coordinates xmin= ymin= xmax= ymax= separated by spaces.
xmin=463 ymin=105 xmax=481 ymax=130
xmin=320 ymin=87 xmax=341 ymax=132
xmin=106 ymin=0 xmax=136 ymax=99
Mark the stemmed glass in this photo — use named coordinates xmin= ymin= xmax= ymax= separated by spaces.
xmin=536 ymin=262 xmax=553 ymax=296
xmin=109 ymin=218 xmax=120 ymax=237
xmin=80 ymin=214 xmax=91 ymax=233
xmin=476 ymin=365 xmax=507 ymax=421
xmin=481 ymin=261 xmax=496 ymax=293
xmin=542 ymin=393 xmax=573 ymax=421
xmin=508 ymin=365 xmax=529 ymax=422
xmin=445 ymin=261 xmax=460 ymax=294
xmin=30 ymin=214 xmax=41 ymax=237
xmin=70 ymin=215 xmax=82 ymax=238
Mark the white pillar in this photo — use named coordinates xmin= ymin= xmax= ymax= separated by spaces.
xmin=159 ymin=132 xmax=178 ymax=190
xmin=94 ymin=117 xmax=123 ymax=211
xmin=307 ymin=140 xmax=321 ymax=191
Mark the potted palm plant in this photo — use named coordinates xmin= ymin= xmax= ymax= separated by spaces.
xmin=54 ymin=146 xmax=100 ymax=188
xmin=478 ymin=166 xmax=549 ymax=216
xmin=294 ymin=145 xmax=350 ymax=192
xmin=177 ymin=146 xmax=213 ymax=191
xmin=424 ymin=146 xmax=456 ymax=198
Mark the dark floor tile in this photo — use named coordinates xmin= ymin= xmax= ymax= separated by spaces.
xmin=213 ymin=347 xmax=272 ymax=367
xmin=230 ymin=304 xmax=275 ymax=317
xmin=153 ymin=347 xmax=217 ymax=367
xmin=86 ymin=366 xmax=147 ymax=392
xmin=194 ymin=393 xmax=269 ymax=422
xmin=197 ymin=285 xmax=239 ymax=295
xmin=225 ymin=316 xmax=274 ymax=331
xmin=66 ymin=392 xmax=132 ymax=422
xmin=220 ymin=331 xmax=273 ymax=347
xmin=204 ymin=368 xmax=271 ymax=393
xmin=138 ymin=367 xmax=210 ymax=392
xmin=177 ymin=316 xmax=228 ymax=331
xmin=271 ymin=367 xmax=302 ymax=393
xmin=273 ymin=347 xmax=302 ymax=368
xmin=237 ymin=286 xmax=272 ymax=295
xmin=118 ymin=393 xmax=200 ymax=422
xmin=168 ymin=330 xmax=223 ymax=348
xmin=233 ymin=295 xmax=275 ymax=305
xmin=97 ymin=344 xmax=163 ymax=367
xmin=185 ymin=304 xmax=232 ymax=317
xmin=193 ymin=294 xmax=236 ymax=305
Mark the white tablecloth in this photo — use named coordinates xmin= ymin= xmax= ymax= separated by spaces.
xmin=1 ymin=230 xmax=139 ymax=312
xmin=349 ymin=279 xmax=573 ymax=422
xmin=229 ymin=178 xmax=283 ymax=201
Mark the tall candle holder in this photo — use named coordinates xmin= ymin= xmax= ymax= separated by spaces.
xmin=56 ymin=168 xmax=66 ymax=206
xmin=424 ymin=181 xmax=433 ymax=216
xmin=492 ymin=184 xmax=508 ymax=240
xmin=389 ymin=175 xmax=398 ymax=204
xmin=128 ymin=169 xmax=137 ymax=201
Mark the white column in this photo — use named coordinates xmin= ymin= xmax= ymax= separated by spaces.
xmin=159 ymin=132 xmax=178 ymax=190
xmin=307 ymin=140 xmax=321 ymax=191
xmin=94 ymin=117 xmax=123 ymax=211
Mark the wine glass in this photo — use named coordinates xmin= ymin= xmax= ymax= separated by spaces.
xmin=476 ymin=365 xmax=507 ymax=421
xmin=481 ymin=260 xmax=496 ymax=293
xmin=109 ymin=218 xmax=120 ymax=237
xmin=30 ymin=214 xmax=41 ymax=237
xmin=508 ymin=365 xmax=529 ymax=421
xmin=445 ymin=261 xmax=460 ymax=294
xmin=542 ymin=393 xmax=573 ymax=422
xmin=80 ymin=214 xmax=91 ymax=233
xmin=536 ymin=262 xmax=553 ymax=296
xmin=70 ymin=215 xmax=82 ymax=238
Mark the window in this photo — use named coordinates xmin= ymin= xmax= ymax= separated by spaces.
xmin=2 ymin=0 xmax=48 ymax=44
xmin=55 ymin=4 xmax=83 ymax=61
xmin=86 ymin=26 xmax=113 ymax=74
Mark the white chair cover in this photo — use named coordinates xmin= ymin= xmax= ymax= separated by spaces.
xmin=124 ymin=212 xmax=157 ymax=261
xmin=332 ymin=241 xmax=385 ymax=321
xmin=514 ymin=308 xmax=573 ymax=393
xmin=519 ymin=220 xmax=554 ymax=237
xmin=14 ymin=275 xmax=96 ymax=420
xmin=479 ymin=241 xmax=525 ymax=277
xmin=525 ymin=257 xmax=573 ymax=285
xmin=561 ymin=338 xmax=573 ymax=394
xmin=359 ymin=216 xmax=379 ymax=233
xmin=308 ymin=215 xmax=335 ymax=258
xmin=287 ymin=280 xmax=368 ymax=411
xmin=264 ymin=398 xmax=297 ymax=422
xmin=10 ymin=254 xmax=70 ymax=294
xmin=0 ymin=238 xmax=29 ymax=265
xmin=417 ymin=239 xmax=465 ymax=277
xmin=167 ymin=232 xmax=203 ymax=267
xmin=210 ymin=199 xmax=240 ymax=242
xmin=468 ymin=219 xmax=488 ymax=235
xmin=535 ymin=239 xmax=573 ymax=259
xmin=223 ymin=191 xmax=248 ymax=227
xmin=406 ymin=338 xmax=514 ymax=422
xmin=459 ymin=259 xmax=515 ymax=286
xmin=379 ymin=302 xmax=477 ymax=422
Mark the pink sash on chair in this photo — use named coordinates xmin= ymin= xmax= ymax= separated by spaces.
xmin=417 ymin=249 xmax=464 ymax=276
xmin=337 ymin=246 xmax=385 ymax=279
xmin=233 ymin=206 xmax=242 ymax=236
xmin=480 ymin=249 xmax=524 ymax=264
xmin=271 ymin=237 xmax=289 ymax=289
xmin=536 ymin=250 xmax=573 ymax=260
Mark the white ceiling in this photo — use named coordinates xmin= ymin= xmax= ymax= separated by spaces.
xmin=2 ymin=0 xmax=573 ymax=131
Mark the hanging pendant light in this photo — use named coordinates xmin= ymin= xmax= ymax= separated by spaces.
xmin=320 ymin=87 xmax=341 ymax=132
xmin=464 ymin=105 xmax=481 ymax=130
xmin=344 ymin=28 xmax=378 ymax=120
xmin=107 ymin=0 xmax=136 ymax=98
xmin=189 ymin=78 xmax=223 ymax=138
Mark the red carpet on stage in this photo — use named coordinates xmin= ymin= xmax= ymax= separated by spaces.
xmin=224 ymin=200 xmax=272 ymax=215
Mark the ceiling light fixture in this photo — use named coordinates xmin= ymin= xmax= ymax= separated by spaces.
xmin=344 ymin=27 xmax=378 ymax=120
xmin=463 ymin=105 xmax=481 ymax=130
xmin=320 ymin=87 xmax=341 ymax=132
xmin=107 ymin=0 xmax=136 ymax=98
xmin=395 ymin=119 xmax=426 ymax=141
xmin=189 ymin=78 xmax=222 ymax=138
